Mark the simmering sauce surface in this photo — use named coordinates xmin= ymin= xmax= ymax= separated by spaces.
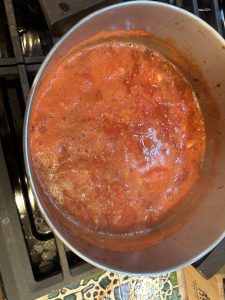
xmin=30 ymin=41 xmax=205 ymax=235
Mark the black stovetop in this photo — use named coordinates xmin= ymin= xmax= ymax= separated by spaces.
xmin=0 ymin=1 xmax=224 ymax=299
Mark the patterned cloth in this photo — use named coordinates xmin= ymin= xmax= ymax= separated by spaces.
xmin=45 ymin=270 xmax=186 ymax=300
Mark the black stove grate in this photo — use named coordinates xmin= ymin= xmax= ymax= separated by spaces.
xmin=0 ymin=1 xmax=224 ymax=299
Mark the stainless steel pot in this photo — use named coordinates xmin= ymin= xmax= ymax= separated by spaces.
xmin=24 ymin=1 xmax=225 ymax=274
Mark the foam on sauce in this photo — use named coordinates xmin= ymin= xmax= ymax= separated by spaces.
xmin=29 ymin=41 xmax=205 ymax=235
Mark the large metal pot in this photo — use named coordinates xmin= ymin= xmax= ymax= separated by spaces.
xmin=24 ymin=1 xmax=225 ymax=274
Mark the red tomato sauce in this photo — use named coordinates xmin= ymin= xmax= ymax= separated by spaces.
xmin=29 ymin=41 xmax=205 ymax=235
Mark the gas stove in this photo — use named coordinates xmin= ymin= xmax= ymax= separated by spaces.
xmin=0 ymin=1 xmax=225 ymax=299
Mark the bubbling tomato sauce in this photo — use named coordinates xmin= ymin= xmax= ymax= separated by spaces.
xmin=29 ymin=40 xmax=205 ymax=235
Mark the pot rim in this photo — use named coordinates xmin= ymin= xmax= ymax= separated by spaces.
xmin=23 ymin=0 xmax=225 ymax=275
